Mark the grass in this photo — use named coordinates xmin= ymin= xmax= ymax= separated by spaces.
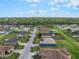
xmin=16 ymin=45 xmax=24 ymax=49
xmin=1 ymin=53 xmax=20 ymax=59
xmin=54 ymin=33 xmax=64 ymax=40
xmin=33 ymin=33 xmax=41 ymax=44
xmin=31 ymin=46 xmax=40 ymax=52
xmin=19 ymin=32 xmax=30 ymax=43
xmin=1 ymin=32 xmax=17 ymax=40
xmin=54 ymin=25 xmax=79 ymax=59
xmin=73 ymin=37 xmax=79 ymax=42
xmin=0 ymin=31 xmax=17 ymax=45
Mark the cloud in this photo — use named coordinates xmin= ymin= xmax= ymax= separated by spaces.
xmin=28 ymin=10 xmax=47 ymax=14
xmin=26 ymin=9 xmax=48 ymax=17
xmin=63 ymin=3 xmax=72 ymax=8
xmin=29 ymin=4 xmax=37 ymax=7
xmin=48 ymin=0 xmax=68 ymax=5
xmin=64 ymin=0 xmax=79 ymax=8
xmin=50 ymin=10 xmax=73 ymax=17
xmin=50 ymin=7 xmax=58 ymax=10
xmin=26 ymin=0 xmax=40 ymax=3
xmin=49 ymin=0 xmax=79 ymax=9
xmin=70 ymin=0 xmax=79 ymax=6
xmin=72 ymin=7 xmax=78 ymax=10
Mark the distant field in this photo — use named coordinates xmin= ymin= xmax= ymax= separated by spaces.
xmin=0 ymin=17 xmax=79 ymax=25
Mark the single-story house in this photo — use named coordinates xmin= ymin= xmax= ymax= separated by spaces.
xmin=4 ymin=38 xmax=18 ymax=45
xmin=21 ymin=27 xmax=30 ymax=32
xmin=39 ymin=26 xmax=50 ymax=33
xmin=41 ymin=33 xmax=52 ymax=38
xmin=17 ymin=31 xmax=26 ymax=37
xmin=49 ymin=31 xmax=55 ymax=37
xmin=40 ymin=38 xmax=56 ymax=47
xmin=0 ymin=31 xmax=8 ymax=34
xmin=0 ymin=45 xmax=14 ymax=56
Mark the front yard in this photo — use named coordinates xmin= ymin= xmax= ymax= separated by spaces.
xmin=0 ymin=53 xmax=20 ymax=59
xmin=31 ymin=46 xmax=40 ymax=52
xmin=33 ymin=33 xmax=41 ymax=44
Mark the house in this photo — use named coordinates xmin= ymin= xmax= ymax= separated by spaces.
xmin=40 ymin=38 xmax=56 ymax=46
xmin=72 ymin=31 xmax=79 ymax=37
xmin=17 ymin=31 xmax=26 ymax=38
xmin=21 ymin=27 xmax=30 ymax=32
xmin=39 ymin=26 xmax=50 ymax=33
xmin=0 ymin=31 xmax=8 ymax=34
xmin=0 ymin=26 xmax=8 ymax=34
xmin=41 ymin=33 xmax=52 ymax=38
xmin=49 ymin=31 xmax=55 ymax=37
xmin=4 ymin=38 xmax=18 ymax=45
xmin=20 ymin=25 xmax=32 ymax=32
xmin=37 ymin=48 xmax=71 ymax=59
xmin=0 ymin=45 xmax=14 ymax=56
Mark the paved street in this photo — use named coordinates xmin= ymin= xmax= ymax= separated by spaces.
xmin=18 ymin=27 xmax=37 ymax=59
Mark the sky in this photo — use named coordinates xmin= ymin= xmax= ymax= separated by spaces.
xmin=0 ymin=0 xmax=79 ymax=17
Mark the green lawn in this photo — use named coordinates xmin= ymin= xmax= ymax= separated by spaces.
xmin=54 ymin=25 xmax=79 ymax=59
xmin=0 ymin=32 xmax=17 ymax=40
xmin=16 ymin=45 xmax=24 ymax=49
xmin=19 ymin=32 xmax=30 ymax=43
xmin=33 ymin=32 xmax=41 ymax=44
xmin=31 ymin=46 xmax=40 ymax=52
xmin=1 ymin=53 xmax=20 ymax=59
xmin=0 ymin=31 xmax=17 ymax=45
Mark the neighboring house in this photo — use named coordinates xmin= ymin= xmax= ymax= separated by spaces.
xmin=49 ymin=31 xmax=55 ymax=37
xmin=17 ymin=31 xmax=26 ymax=38
xmin=37 ymin=48 xmax=71 ymax=59
xmin=0 ymin=31 xmax=8 ymax=34
xmin=4 ymin=38 xmax=18 ymax=45
xmin=21 ymin=27 xmax=30 ymax=32
xmin=25 ymin=24 xmax=33 ymax=28
xmin=38 ymin=26 xmax=50 ymax=33
xmin=40 ymin=38 xmax=56 ymax=46
xmin=21 ymin=25 xmax=31 ymax=32
xmin=72 ymin=31 xmax=79 ymax=37
xmin=0 ymin=45 xmax=14 ymax=56
xmin=41 ymin=33 xmax=52 ymax=38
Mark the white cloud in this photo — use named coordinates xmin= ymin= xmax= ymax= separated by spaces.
xmin=70 ymin=0 xmax=79 ymax=6
xmin=63 ymin=0 xmax=79 ymax=9
xmin=29 ymin=4 xmax=37 ymax=7
xmin=28 ymin=10 xmax=47 ymax=14
xmin=48 ymin=0 xmax=68 ymax=5
xmin=50 ymin=10 xmax=73 ymax=17
xmin=26 ymin=0 xmax=40 ymax=3
xmin=49 ymin=0 xmax=79 ymax=9
xmin=63 ymin=3 xmax=72 ymax=8
xmin=64 ymin=0 xmax=79 ymax=8
xmin=50 ymin=7 xmax=58 ymax=10
xmin=26 ymin=9 xmax=48 ymax=17
xmin=48 ymin=1 xmax=55 ymax=6
xmin=72 ymin=7 xmax=78 ymax=10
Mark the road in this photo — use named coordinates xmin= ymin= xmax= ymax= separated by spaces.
xmin=18 ymin=27 xmax=37 ymax=59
